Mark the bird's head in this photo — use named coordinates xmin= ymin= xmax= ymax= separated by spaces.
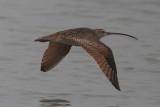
xmin=94 ymin=29 xmax=107 ymax=38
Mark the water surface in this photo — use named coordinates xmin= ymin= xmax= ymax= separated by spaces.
xmin=0 ymin=0 xmax=160 ymax=107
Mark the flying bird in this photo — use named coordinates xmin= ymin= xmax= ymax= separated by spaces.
xmin=35 ymin=28 xmax=138 ymax=91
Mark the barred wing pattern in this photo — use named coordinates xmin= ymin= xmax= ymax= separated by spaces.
xmin=69 ymin=38 xmax=120 ymax=90
xmin=41 ymin=42 xmax=71 ymax=72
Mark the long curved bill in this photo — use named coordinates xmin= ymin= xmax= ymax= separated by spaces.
xmin=106 ymin=32 xmax=138 ymax=40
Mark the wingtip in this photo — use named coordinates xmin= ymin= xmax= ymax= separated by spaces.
xmin=113 ymin=80 xmax=121 ymax=91
xmin=41 ymin=67 xmax=47 ymax=72
xmin=113 ymin=84 xmax=121 ymax=91
xmin=116 ymin=87 xmax=121 ymax=91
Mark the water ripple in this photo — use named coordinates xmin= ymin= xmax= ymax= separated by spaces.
xmin=40 ymin=99 xmax=71 ymax=107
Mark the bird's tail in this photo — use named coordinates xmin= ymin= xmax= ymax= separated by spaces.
xmin=34 ymin=37 xmax=49 ymax=42
xmin=34 ymin=34 xmax=54 ymax=42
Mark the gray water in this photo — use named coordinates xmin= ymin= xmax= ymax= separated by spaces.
xmin=0 ymin=0 xmax=160 ymax=107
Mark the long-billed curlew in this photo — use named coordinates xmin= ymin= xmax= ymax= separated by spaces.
xmin=35 ymin=28 xmax=138 ymax=91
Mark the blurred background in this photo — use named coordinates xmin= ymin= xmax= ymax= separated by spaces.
xmin=0 ymin=0 xmax=160 ymax=107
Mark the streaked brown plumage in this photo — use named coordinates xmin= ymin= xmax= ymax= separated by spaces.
xmin=35 ymin=28 xmax=138 ymax=91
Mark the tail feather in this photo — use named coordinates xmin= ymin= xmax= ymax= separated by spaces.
xmin=35 ymin=33 xmax=55 ymax=42
xmin=34 ymin=38 xmax=49 ymax=42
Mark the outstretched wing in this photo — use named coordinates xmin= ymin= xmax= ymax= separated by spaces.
xmin=40 ymin=42 xmax=71 ymax=72
xmin=69 ymin=38 xmax=120 ymax=91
